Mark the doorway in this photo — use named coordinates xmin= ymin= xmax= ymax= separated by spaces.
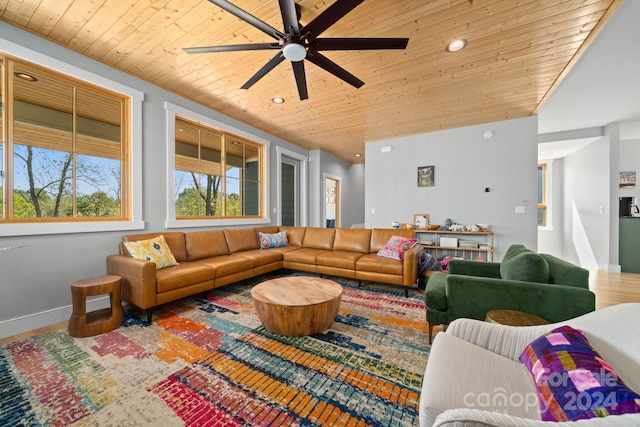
xmin=276 ymin=146 xmax=307 ymax=226
xmin=281 ymin=157 xmax=298 ymax=226
xmin=325 ymin=177 xmax=340 ymax=228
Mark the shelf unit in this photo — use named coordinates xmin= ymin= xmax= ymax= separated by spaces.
xmin=415 ymin=229 xmax=494 ymax=261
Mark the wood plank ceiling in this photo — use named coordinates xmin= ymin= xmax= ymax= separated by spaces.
xmin=0 ymin=0 xmax=621 ymax=164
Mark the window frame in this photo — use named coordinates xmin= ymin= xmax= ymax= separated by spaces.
xmin=538 ymin=162 xmax=548 ymax=227
xmin=0 ymin=39 xmax=144 ymax=237
xmin=164 ymin=101 xmax=270 ymax=229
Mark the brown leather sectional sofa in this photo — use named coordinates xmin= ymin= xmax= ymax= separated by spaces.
xmin=107 ymin=226 xmax=421 ymax=321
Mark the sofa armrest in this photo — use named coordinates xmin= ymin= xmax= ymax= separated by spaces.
xmin=448 ymin=260 xmax=501 ymax=278
xmin=445 ymin=318 xmax=556 ymax=361
xmin=445 ymin=275 xmax=595 ymax=323
xmin=433 ymin=407 xmax=640 ymax=426
xmin=403 ymin=244 xmax=423 ymax=286
xmin=107 ymin=254 xmax=157 ymax=310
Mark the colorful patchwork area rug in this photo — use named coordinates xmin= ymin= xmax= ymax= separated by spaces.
xmin=0 ymin=274 xmax=429 ymax=426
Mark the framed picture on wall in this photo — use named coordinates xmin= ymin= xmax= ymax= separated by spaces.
xmin=417 ymin=166 xmax=434 ymax=187
xmin=414 ymin=214 xmax=429 ymax=229
xmin=620 ymin=171 xmax=636 ymax=188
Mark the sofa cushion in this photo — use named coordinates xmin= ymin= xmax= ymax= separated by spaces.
xmin=185 ymin=230 xmax=229 ymax=261
xmin=155 ymin=262 xmax=214 ymax=293
xmin=194 ymin=254 xmax=255 ymax=277
xmin=356 ymin=253 xmax=404 ymax=275
xmin=224 ymin=228 xmax=260 ymax=253
xmin=377 ymin=236 xmax=417 ymax=261
xmin=233 ymin=248 xmax=283 ymax=267
xmin=279 ymin=226 xmax=306 ymax=246
xmin=302 ymin=227 xmax=336 ymax=250
xmin=500 ymin=250 xmax=550 ymax=283
xmin=124 ymin=235 xmax=179 ymax=269
xmin=259 ymin=231 xmax=289 ymax=249
xmin=316 ymin=250 xmax=366 ymax=269
xmin=283 ymin=248 xmax=329 ymax=264
xmin=333 ymin=228 xmax=371 ymax=253
xmin=520 ymin=325 xmax=640 ymax=421
xmin=370 ymin=228 xmax=415 ymax=253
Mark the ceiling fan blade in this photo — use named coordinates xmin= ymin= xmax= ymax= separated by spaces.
xmin=310 ymin=37 xmax=409 ymax=51
xmin=306 ymin=52 xmax=364 ymax=89
xmin=278 ymin=0 xmax=300 ymax=38
xmin=291 ymin=60 xmax=308 ymax=100
xmin=209 ymin=0 xmax=285 ymax=40
xmin=184 ymin=43 xmax=280 ymax=54
xmin=301 ymin=0 xmax=365 ymax=39
xmin=241 ymin=52 xmax=285 ymax=89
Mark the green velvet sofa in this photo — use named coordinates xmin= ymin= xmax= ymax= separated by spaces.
xmin=424 ymin=244 xmax=596 ymax=342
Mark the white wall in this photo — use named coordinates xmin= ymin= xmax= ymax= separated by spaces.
xmin=365 ymin=116 xmax=539 ymax=260
xmin=560 ymin=135 xmax=612 ymax=269
xmin=619 ymin=138 xmax=640 ymax=200
xmin=540 ymin=124 xmax=640 ymax=271
xmin=0 ymin=22 xmax=311 ymax=337
xmin=538 ymin=159 xmax=564 ymax=255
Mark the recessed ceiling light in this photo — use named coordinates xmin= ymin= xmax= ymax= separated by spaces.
xmin=14 ymin=72 xmax=37 ymax=81
xmin=354 ymin=153 xmax=362 ymax=157
xmin=445 ymin=39 xmax=467 ymax=53
xmin=272 ymin=97 xmax=285 ymax=104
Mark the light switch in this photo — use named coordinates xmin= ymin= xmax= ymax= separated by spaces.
xmin=515 ymin=206 xmax=525 ymax=214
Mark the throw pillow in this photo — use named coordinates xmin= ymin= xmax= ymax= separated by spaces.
xmin=377 ymin=236 xmax=417 ymax=261
xmin=124 ymin=235 xmax=179 ymax=269
xmin=259 ymin=231 xmax=289 ymax=249
xmin=520 ymin=325 xmax=640 ymax=421
xmin=500 ymin=251 xmax=550 ymax=283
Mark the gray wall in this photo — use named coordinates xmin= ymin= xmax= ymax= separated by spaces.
xmin=365 ymin=116 xmax=539 ymax=261
xmin=0 ymin=22 xmax=310 ymax=336
xmin=309 ymin=149 xmax=365 ymax=229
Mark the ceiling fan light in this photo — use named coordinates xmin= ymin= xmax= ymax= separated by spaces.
xmin=446 ymin=38 xmax=467 ymax=53
xmin=283 ymin=43 xmax=307 ymax=62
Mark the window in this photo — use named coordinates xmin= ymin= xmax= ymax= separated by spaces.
xmin=174 ymin=116 xmax=264 ymax=219
xmin=1 ymin=58 xmax=130 ymax=223
xmin=538 ymin=163 xmax=547 ymax=226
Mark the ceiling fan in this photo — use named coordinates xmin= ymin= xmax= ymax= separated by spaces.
xmin=184 ymin=0 xmax=409 ymax=100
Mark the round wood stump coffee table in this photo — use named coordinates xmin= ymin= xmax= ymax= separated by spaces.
xmin=485 ymin=309 xmax=550 ymax=326
xmin=251 ymin=276 xmax=343 ymax=337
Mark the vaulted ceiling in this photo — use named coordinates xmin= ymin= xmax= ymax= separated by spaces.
xmin=0 ymin=0 xmax=621 ymax=163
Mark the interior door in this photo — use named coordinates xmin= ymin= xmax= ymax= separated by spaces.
xmin=325 ymin=177 xmax=340 ymax=228
xmin=281 ymin=157 xmax=298 ymax=226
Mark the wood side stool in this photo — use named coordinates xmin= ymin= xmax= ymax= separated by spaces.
xmin=69 ymin=275 xmax=124 ymax=338
xmin=485 ymin=309 xmax=549 ymax=327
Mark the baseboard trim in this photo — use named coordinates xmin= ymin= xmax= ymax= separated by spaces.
xmin=0 ymin=296 xmax=110 ymax=339
xmin=600 ymin=264 xmax=622 ymax=273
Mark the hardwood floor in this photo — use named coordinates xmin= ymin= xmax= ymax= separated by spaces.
xmin=2 ymin=270 xmax=639 ymax=346
xmin=589 ymin=270 xmax=640 ymax=309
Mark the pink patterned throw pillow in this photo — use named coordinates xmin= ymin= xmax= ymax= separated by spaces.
xmin=259 ymin=231 xmax=289 ymax=249
xmin=377 ymin=236 xmax=417 ymax=261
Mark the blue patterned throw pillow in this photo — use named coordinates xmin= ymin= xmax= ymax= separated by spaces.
xmin=259 ymin=231 xmax=289 ymax=249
